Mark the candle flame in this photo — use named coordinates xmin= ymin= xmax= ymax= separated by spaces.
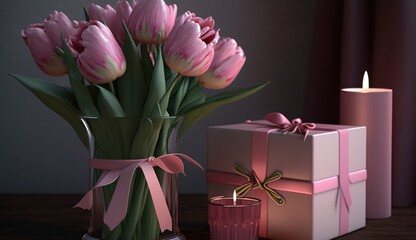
xmin=233 ymin=190 xmax=237 ymax=205
xmin=362 ymin=71 xmax=369 ymax=89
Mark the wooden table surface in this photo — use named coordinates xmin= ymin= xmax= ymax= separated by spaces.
xmin=0 ymin=194 xmax=415 ymax=239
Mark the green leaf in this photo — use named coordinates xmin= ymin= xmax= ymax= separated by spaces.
xmin=168 ymin=76 xmax=189 ymax=115
xmin=178 ymin=81 xmax=270 ymax=137
xmin=83 ymin=7 xmax=90 ymax=21
xmin=178 ymin=77 xmax=206 ymax=114
xmin=142 ymin=46 xmax=166 ymax=117
xmin=140 ymin=44 xmax=153 ymax=86
xmin=156 ymin=74 xmax=182 ymax=118
xmin=11 ymin=74 xmax=88 ymax=147
xmin=129 ymin=118 xmax=153 ymax=158
xmin=163 ymin=48 xmax=175 ymax=81
xmin=59 ymin=35 xmax=99 ymax=117
xmin=92 ymin=85 xmax=126 ymax=117
xmin=130 ymin=118 xmax=162 ymax=158
xmin=116 ymin=22 xmax=147 ymax=117
xmin=83 ymin=117 xmax=140 ymax=158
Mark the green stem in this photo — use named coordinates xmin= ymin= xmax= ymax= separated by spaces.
xmin=170 ymin=76 xmax=188 ymax=116
xmin=102 ymin=184 xmax=123 ymax=240
xmin=59 ymin=35 xmax=99 ymax=117
xmin=155 ymin=74 xmax=182 ymax=117
xmin=142 ymin=189 xmax=161 ymax=240
xmin=121 ymin=171 xmax=149 ymax=239
xmin=166 ymin=74 xmax=182 ymax=91
xmin=108 ymin=82 xmax=116 ymax=96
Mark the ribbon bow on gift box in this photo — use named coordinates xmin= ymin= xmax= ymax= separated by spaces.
xmin=247 ymin=112 xmax=316 ymax=140
xmin=234 ymin=164 xmax=285 ymax=205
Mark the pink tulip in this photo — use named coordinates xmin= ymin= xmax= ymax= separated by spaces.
xmin=88 ymin=1 xmax=138 ymax=45
xmin=21 ymin=11 xmax=78 ymax=76
xmin=113 ymin=0 xmax=135 ymax=45
xmin=43 ymin=11 xmax=78 ymax=51
xmin=198 ymin=38 xmax=246 ymax=89
xmin=127 ymin=0 xmax=177 ymax=44
xmin=163 ymin=12 xmax=219 ymax=76
xmin=76 ymin=21 xmax=126 ymax=84
xmin=88 ymin=3 xmax=116 ymax=31
xmin=22 ymin=27 xmax=68 ymax=76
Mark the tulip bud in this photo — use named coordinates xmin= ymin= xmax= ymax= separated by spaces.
xmin=163 ymin=12 xmax=219 ymax=76
xmin=88 ymin=3 xmax=116 ymax=21
xmin=127 ymin=0 xmax=177 ymax=44
xmin=88 ymin=3 xmax=116 ymax=31
xmin=44 ymin=11 xmax=78 ymax=50
xmin=113 ymin=0 xmax=135 ymax=45
xmin=76 ymin=21 xmax=126 ymax=84
xmin=21 ymin=11 xmax=77 ymax=76
xmin=22 ymin=27 xmax=68 ymax=76
xmin=198 ymin=38 xmax=246 ymax=89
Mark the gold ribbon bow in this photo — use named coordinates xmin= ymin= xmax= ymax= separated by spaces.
xmin=234 ymin=164 xmax=285 ymax=205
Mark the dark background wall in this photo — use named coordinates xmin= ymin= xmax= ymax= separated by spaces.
xmin=0 ymin=0 xmax=315 ymax=193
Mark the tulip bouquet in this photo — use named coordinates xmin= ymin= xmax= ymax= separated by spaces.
xmin=12 ymin=0 xmax=267 ymax=239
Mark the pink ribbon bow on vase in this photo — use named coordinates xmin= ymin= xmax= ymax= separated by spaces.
xmin=75 ymin=153 xmax=203 ymax=232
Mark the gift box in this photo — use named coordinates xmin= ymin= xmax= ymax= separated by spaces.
xmin=206 ymin=113 xmax=367 ymax=240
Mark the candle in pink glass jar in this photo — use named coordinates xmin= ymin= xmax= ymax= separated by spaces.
xmin=208 ymin=193 xmax=261 ymax=240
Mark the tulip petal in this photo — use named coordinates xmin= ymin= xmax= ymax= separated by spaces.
xmin=164 ymin=14 xmax=218 ymax=77
xmin=88 ymin=3 xmax=116 ymax=30
xmin=128 ymin=0 xmax=177 ymax=44
xmin=198 ymin=38 xmax=246 ymax=89
xmin=22 ymin=27 xmax=68 ymax=76
xmin=113 ymin=1 xmax=134 ymax=45
xmin=76 ymin=21 xmax=126 ymax=84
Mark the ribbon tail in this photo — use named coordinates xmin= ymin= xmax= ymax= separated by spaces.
xmin=74 ymin=170 xmax=120 ymax=210
xmin=140 ymin=162 xmax=172 ymax=232
xmin=235 ymin=182 xmax=253 ymax=197
xmin=263 ymin=112 xmax=291 ymax=126
xmin=264 ymin=186 xmax=285 ymax=205
xmin=264 ymin=172 xmax=282 ymax=183
xmin=234 ymin=164 xmax=252 ymax=178
xmin=303 ymin=130 xmax=309 ymax=141
xmin=174 ymin=153 xmax=204 ymax=170
xmin=104 ymin=163 xmax=140 ymax=231
xmin=338 ymin=129 xmax=351 ymax=235
xmin=340 ymin=187 xmax=352 ymax=211
xmin=74 ymin=191 xmax=93 ymax=210
xmin=156 ymin=153 xmax=204 ymax=176
xmin=152 ymin=156 xmax=184 ymax=174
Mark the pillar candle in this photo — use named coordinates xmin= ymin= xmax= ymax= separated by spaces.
xmin=340 ymin=71 xmax=392 ymax=219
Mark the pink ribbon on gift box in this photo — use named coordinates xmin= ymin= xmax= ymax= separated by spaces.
xmin=75 ymin=153 xmax=203 ymax=232
xmin=206 ymin=112 xmax=366 ymax=238
xmin=246 ymin=112 xmax=316 ymax=140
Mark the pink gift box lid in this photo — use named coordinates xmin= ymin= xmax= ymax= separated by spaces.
xmin=208 ymin=122 xmax=366 ymax=182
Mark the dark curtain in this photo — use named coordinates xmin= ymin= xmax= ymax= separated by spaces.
xmin=304 ymin=0 xmax=416 ymax=207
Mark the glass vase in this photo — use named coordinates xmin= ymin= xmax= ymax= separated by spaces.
xmin=80 ymin=116 xmax=185 ymax=240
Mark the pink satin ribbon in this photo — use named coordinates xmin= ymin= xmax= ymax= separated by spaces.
xmin=75 ymin=153 xmax=203 ymax=232
xmin=209 ymin=112 xmax=361 ymax=237
xmin=252 ymin=127 xmax=276 ymax=236
xmin=207 ymin=169 xmax=367 ymax=195
xmin=336 ymin=129 xmax=352 ymax=235
xmin=248 ymin=112 xmax=317 ymax=236
xmin=246 ymin=112 xmax=316 ymax=140
xmin=234 ymin=164 xmax=285 ymax=205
